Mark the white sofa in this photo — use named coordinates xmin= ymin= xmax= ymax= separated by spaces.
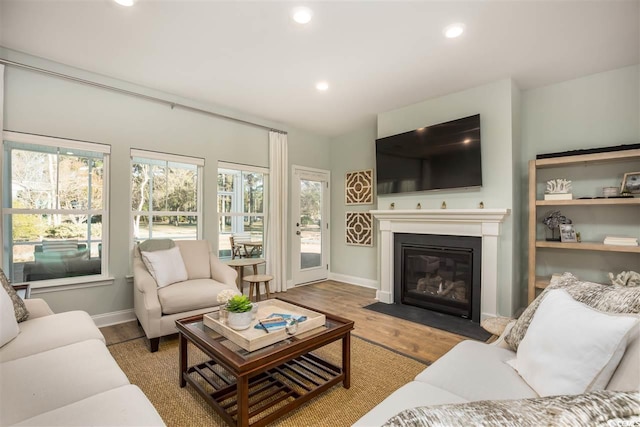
xmin=354 ymin=275 xmax=640 ymax=426
xmin=133 ymin=239 xmax=238 ymax=352
xmin=0 ymin=298 xmax=164 ymax=426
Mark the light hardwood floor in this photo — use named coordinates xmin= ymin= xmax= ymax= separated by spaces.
xmin=100 ymin=280 xmax=468 ymax=363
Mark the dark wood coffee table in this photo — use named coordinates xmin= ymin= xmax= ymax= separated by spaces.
xmin=175 ymin=299 xmax=354 ymax=427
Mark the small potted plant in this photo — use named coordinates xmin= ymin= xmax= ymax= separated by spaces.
xmin=225 ymin=294 xmax=254 ymax=330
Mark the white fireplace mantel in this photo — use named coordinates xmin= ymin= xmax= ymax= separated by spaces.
xmin=371 ymin=208 xmax=510 ymax=320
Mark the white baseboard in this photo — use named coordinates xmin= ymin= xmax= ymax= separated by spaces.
xmin=328 ymin=273 xmax=378 ymax=289
xmin=91 ymin=309 xmax=136 ymax=328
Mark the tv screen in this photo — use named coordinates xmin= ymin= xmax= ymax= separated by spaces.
xmin=375 ymin=114 xmax=482 ymax=195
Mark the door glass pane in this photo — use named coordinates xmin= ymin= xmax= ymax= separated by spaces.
xmin=299 ymin=179 xmax=322 ymax=269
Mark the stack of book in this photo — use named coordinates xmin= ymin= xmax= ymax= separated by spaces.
xmin=603 ymin=236 xmax=639 ymax=246
xmin=544 ymin=193 xmax=573 ymax=200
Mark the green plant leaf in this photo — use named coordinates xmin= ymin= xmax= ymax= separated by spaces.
xmin=226 ymin=295 xmax=252 ymax=313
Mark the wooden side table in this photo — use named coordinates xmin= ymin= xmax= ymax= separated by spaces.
xmin=243 ymin=274 xmax=273 ymax=302
xmin=225 ymin=258 xmax=265 ymax=293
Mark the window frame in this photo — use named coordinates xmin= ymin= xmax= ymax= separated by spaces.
xmin=217 ymin=161 xmax=268 ymax=259
xmin=1 ymin=131 xmax=111 ymax=288
xmin=130 ymin=149 xmax=204 ymax=250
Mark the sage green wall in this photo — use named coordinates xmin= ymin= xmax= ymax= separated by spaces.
xmin=510 ymin=80 xmax=523 ymax=312
xmin=329 ymin=124 xmax=378 ymax=285
xmin=1 ymin=47 xmax=332 ymax=316
xmin=520 ymin=65 xmax=640 ymax=300
xmin=376 ymin=79 xmax=519 ymax=316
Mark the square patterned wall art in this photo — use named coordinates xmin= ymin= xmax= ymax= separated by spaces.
xmin=345 ymin=212 xmax=373 ymax=247
xmin=345 ymin=169 xmax=373 ymax=205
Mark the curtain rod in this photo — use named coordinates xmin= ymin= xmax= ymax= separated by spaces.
xmin=0 ymin=58 xmax=287 ymax=135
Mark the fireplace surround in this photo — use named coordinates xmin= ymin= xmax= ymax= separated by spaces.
xmin=371 ymin=209 xmax=510 ymax=320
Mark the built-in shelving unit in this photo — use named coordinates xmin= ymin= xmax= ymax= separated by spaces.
xmin=527 ymin=148 xmax=640 ymax=303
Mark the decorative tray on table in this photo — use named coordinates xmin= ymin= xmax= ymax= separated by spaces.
xmin=203 ymin=299 xmax=326 ymax=352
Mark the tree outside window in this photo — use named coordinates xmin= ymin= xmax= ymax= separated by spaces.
xmin=2 ymin=133 xmax=109 ymax=284
xmin=131 ymin=151 xmax=203 ymax=244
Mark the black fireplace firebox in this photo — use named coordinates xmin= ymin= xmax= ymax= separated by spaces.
xmin=394 ymin=233 xmax=482 ymax=323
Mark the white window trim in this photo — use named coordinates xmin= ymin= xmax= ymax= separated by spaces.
xmin=217 ymin=161 xmax=269 ymax=257
xmin=129 ymin=149 xmax=204 ymax=256
xmin=2 ymin=131 xmax=111 ymax=287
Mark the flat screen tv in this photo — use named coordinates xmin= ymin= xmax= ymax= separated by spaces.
xmin=375 ymin=114 xmax=482 ymax=195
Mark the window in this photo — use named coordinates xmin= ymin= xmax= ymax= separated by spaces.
xmin=218 ymin=162 xmax=267 ymax=259
xmin=131 ymin=150 xmax=203 ymax=245
xmin=2 ymin=131 xmax=110 ymax=285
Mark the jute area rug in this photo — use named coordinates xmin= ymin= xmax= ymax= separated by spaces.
xmin=108 ymin=336 xmax=428 ymax=427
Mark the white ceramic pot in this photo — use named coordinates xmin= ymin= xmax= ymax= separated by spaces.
xmin=227 ymin=310 xmax=253 ymax=330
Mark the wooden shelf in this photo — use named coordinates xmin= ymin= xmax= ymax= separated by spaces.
xmin=536 ymin=198 xmax=640 ymax=206
xmin=534 ymin=276 xmax=551 ymax=290
xmin=528 ymin=148 xmax=640 ymax=304
xmin=535 ymin=148 xmax=640 ymax=168
xmin=535 ymin=241 xmax=640 ymax=253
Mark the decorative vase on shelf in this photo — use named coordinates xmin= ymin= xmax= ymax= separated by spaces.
xmin=545 ymin=227 xmax=561 ymax=242
xmin=227 ymin=311 xmax=253 ymax=330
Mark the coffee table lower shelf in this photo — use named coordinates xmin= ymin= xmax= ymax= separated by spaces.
xmin=183 ymin=352 xmax=343 ymax=427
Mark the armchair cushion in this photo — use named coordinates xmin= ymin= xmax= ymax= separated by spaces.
xmin=140 ymin=247 xmax=188 ymax=288
xmin=157 ymin=278 xmax=237 ymax=315
xmin=175 ymin=240 xmax=211 ymax=280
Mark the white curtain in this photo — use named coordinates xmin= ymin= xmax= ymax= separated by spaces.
xmin=265 ymin=131 xmax=288 ymax=292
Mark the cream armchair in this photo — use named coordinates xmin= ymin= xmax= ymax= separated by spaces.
xmin=133 ymin=239 xmax=238 ymax=352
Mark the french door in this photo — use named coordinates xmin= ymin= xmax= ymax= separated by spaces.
xmin=291 ymin=166 xmax=330 ymax=285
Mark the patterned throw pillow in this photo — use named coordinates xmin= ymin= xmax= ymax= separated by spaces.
xmin=382 ymin=390 xmax=640 ymax=427
xmin=504 ymin=272 xmax=640 ymax=352
xmin=0 ymin=269 xmax=29 ymax=322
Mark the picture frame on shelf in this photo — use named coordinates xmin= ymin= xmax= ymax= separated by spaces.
xmin=620 ymin=171 xmax=640 ymax=194
xmin=559 ymin=224 xmax=578 ymax=243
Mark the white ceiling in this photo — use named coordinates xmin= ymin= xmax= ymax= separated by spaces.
xmin=1 ymin=1 xmax=638 ymax=137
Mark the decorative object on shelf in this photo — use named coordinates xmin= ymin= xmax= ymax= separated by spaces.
xmin=576 ymin=232 xmax=581 ymax=243
xmin=390 ymin=202 xmax=395 ymax=209
xmin=603 ymin=236 xmax=639 ymax=246
xmin=441 ymin=201 xmax=447 ymax=209
xmin=620 ymin=171 xmax=640 ymax=195
xmin=345 ymin=212 xmax=373 ymax=247
xmin=345 ymin=169 xmax=373 ymax=205
xmin=478 ymin=201 xmax=484 ymax=209
xmin=225 ymin=294 xmax=254 ymax=330
xmin=416 ymin=203 xmax=421 ymax=209
xmin=542 ymin=210 xmax=572 ymax=241
xmin=559 ymin=224 xmax=578 ymax=243
xmin=544 ymin=178 xmax=573 ymax=200
xmin=608 ymin=271 xmax=640 ymax=287
xmin=602 ymin=186 xmax=619 ymax=198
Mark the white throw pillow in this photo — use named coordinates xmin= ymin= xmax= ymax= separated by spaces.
xmin=0 ymin=286 xmax=20 ymax=346
xmin=507 ymin=289 xmax=638 ymax=397
xmin=141 ymin=246 xmax=189 ymax=288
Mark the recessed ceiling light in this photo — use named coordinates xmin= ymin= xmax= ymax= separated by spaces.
xmin=316 ymin=81 xmax=329 ymax=92
xmin=292 ymin=7 xmax=313 ymax=24
xmin=443 ymin=23 xmax=465 ymax=38
xmin=114 ymin=0 xmax=135 ymax=6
